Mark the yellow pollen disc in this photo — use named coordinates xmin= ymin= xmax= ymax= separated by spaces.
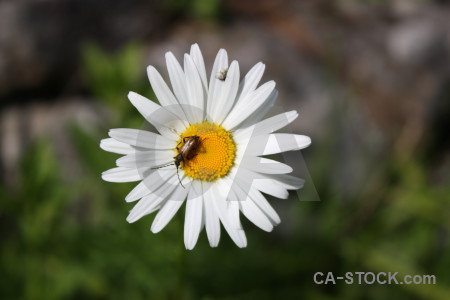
xmin=177 ymin=122 xmax=236 ymax=181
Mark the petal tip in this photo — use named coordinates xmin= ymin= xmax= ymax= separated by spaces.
xmin=147 ymin=65 xmax=156 ymax=73
xmin=151 ymin=225 xmax=161 ymax=234
xmin=302 ymin=136 xmax=312 ymax=148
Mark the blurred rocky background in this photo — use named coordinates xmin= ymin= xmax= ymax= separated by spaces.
xmin=1 ymin=0 xmax=449 ymax=299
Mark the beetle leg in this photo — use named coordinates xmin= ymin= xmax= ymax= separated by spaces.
xmin=176 ymin=165 xmax=185 ymax=188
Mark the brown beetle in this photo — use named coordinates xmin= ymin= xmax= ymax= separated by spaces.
xmin=152 ymin=135 xmax=202 ymax=188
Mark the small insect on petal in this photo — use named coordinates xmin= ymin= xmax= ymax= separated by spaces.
xmin=216 ymin=68 xmax=228 ymax=81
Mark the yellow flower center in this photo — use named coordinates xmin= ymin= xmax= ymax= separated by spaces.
xmin=177 ymin=122 xmax=235 ymax=181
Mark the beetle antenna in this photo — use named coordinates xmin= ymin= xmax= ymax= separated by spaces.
xmin=177 ymin=167 xmax=185 ymax=189
xmin=151 ymin=162 xmax=174 ymax=170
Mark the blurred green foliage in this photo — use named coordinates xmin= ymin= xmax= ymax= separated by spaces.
xmin=161 ymin=0 xmax=222 ymax=22
xmin=82 ymin=43 xmax=152 ymax=117
xmin=1 ymin=44 xmax=449 ymax=300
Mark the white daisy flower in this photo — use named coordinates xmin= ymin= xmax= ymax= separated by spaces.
xmin=100 ymin=44 xmax=311 ymax=249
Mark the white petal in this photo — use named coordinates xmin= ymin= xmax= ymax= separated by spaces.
xmin=165 ymin=52 xmax=188 ymax=105
xmin=127 ymin=189 xmax=173 ymax=223
xmin=203 ymin=182 xmax=221 ymax=247
xmin=222 ymin=81 xmax=276 ymax=130
xmin=233 ymin=110 xmax=298 ymax=141
xmin=234 ymin=168 xmax=290 ymax=199
xmin=184 ymin=54 xmax=204 ymax=122
xmin=125 ymin=169 xmax=174 ymax=202
xmin=235 ymin=88 xmax=278 ymax=130
xmin=263 ymin=174 xmax=305 ymax=190
xmin=147 ymin=66 xmax=189 ymax=126
xmin=262 ymin=134 xmax=311 ymax=155
xmin=241 ymin=157 xmax=293 ymax=174
xmin=184 ymin=181 xmax=203 ymax=250
xmin=253 ymin=178 xmax=289 ymax=199
xmin=127 ymin=175 xmax=180 ymax=223
xmin=125 ymin=180 xmax=151 ymax=202
xmin=228 ymin=179 xmax=272 ymax=231
xmin=236 ymin=225 xmax=247 ymax=247
xmin=101 ymin=167 xmax=147 ymax=182
xmin=151 ymin=199 xmax=184 ymax=233
xmin=100 ymin=138 xmax=135 ymax=155
xmin=109 ymin=129 xmax=175 ymax=150
xmin=127 ymin=92 xmax=182 ymax=140
xmin=243 ymin=134 xmax=311 ymax=156
xmin=116 ymin=150 xmax=173 ymax=169
xmin=207 ymin=49 xmax=228 ymax=122
xmin=149 ymin=116 xmax=185 ymax=140
xmin=215 ymin=175 xmax=233 ymax=200
xmin=248 ymin=188 xmax=280 ymax=225
xmin=236 ymin=62 xmax=265 ymax=103
xmin=212 ymin=60 xmax=240 ymax=124
xmin=227 ymin=187 xmax=241 ymax=230
xmin=239 ymin=198 xmax=273 ymax=232
xmin=127 ymin=194 xmax=163 ymax=223
xmin=235 ymin=167 xmax=303 ymax=192
xmin=190 ymin=44 xmax=208 ymax=89
xmin=147 ymin=65 xmax=179 ymax=107
xmin=210 ymin=183 xmax=247 ymax=248
xmin=128 ymin=91 xmax=160 ymax=119
xmin=127 ymin=197 xmax=160 ymax=223
xmin=151 ymin=186 xmax=189 ymax=233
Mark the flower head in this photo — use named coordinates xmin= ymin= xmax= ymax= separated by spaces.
xmin=101 ymin=44 xmax=311 ymax=249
